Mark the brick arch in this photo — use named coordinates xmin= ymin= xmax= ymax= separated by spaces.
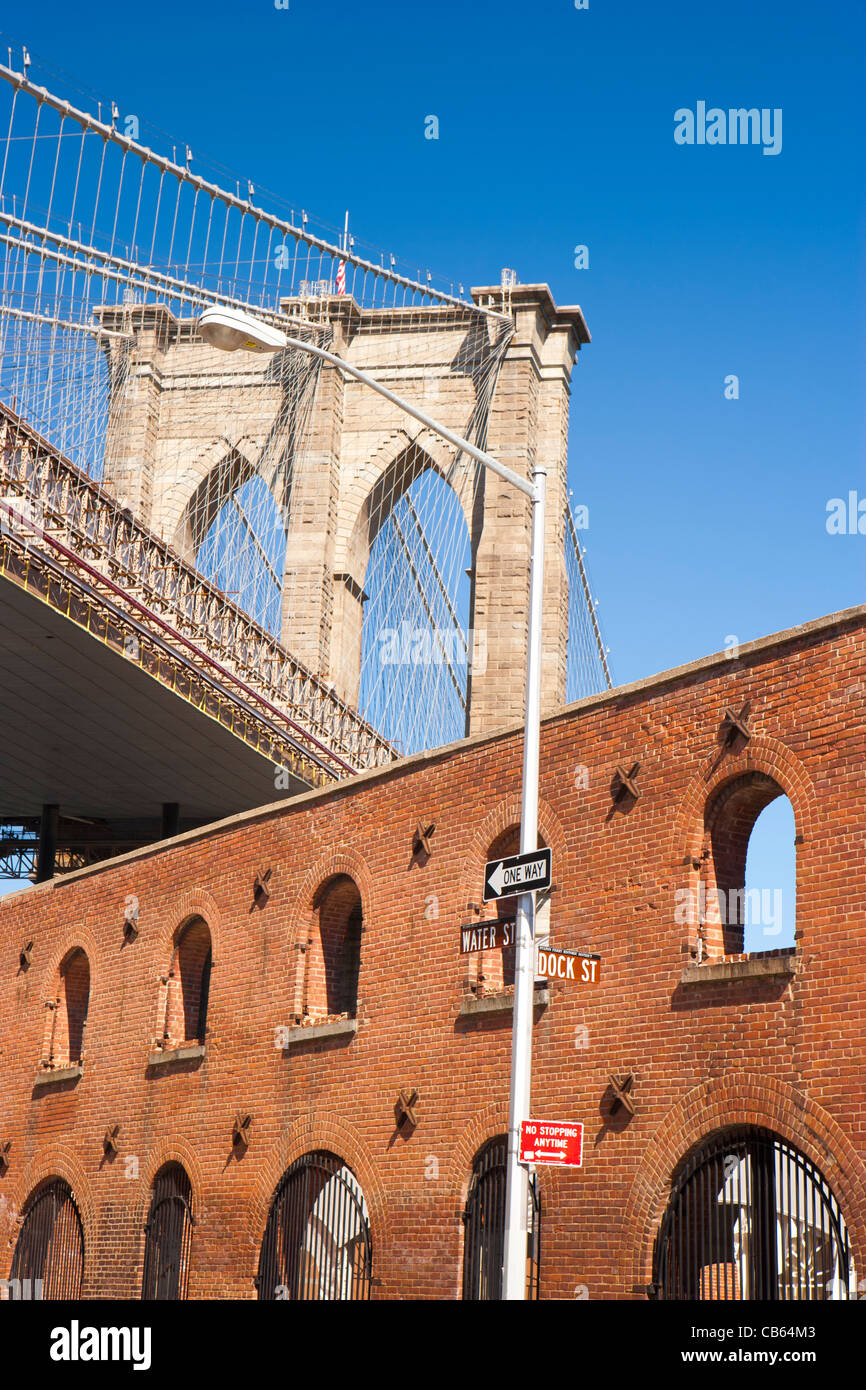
xmin=287 ymin=850 xmax=375 ymax=935
xmin=36 ymin=933 xmax=97 ymax=1071
xmin=622 ymin=1072 xmax=866 ymax=1295
xmin=670 ymin=737 xmax=816 ymax=959
xmin=153 ymin=887 xmax=222 ymax=966
xmin=671 ymin=736 xmax=817 ymax=868
xmin=285 ymin=848 xmax=374 ymax=958
xmin=244 ymin=1111 xmax=386 ymax=1289
xmin=145 ymin=889 xmax=220 ymax=1050
xmin=457 ymin=794 xmax=569 ymax=910
xmin=1 ymin=1147 xmax=96 ymax=1282
xmin=282 ymin=850 xmax=373 ymax=1024
xmin=38 ymin=928 xmax=99 ymax=1005
xmin=446 ymin=1103 xmax=509 ymax=1212
xmin=137 ymin=1137 xmax=206 ymax=1222
xmin=446 ymin=1108 xmax=565 ymax=1223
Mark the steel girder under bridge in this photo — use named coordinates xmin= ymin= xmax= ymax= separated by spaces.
xmin=0 ymin=401 xmax=394 ymax=880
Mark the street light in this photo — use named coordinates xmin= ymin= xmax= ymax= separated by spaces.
xmin=199 ymin=305 xmax=288 ymax=354
xmin=198 ymin=302 xmax=546 ymax=1301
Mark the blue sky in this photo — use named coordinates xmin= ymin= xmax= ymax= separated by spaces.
xmin=1 ymin=0 xmax=861 ymax=911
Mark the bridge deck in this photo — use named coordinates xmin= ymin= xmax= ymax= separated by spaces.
xmin=0 ymin=401 xmax=395 ymax=873
xmin=0 ymin=402 xmax=394 ymax=783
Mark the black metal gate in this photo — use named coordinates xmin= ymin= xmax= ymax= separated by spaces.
xmin=10 ymin=1179 xmax=84 ymax=1299
xmin=141 ymin=1164 xmax=194 ymax=1301
xmin=256 ymin=1152 xmax=372 ymax=1300
xmin=462 ymin=1137 xmax=541 ymax=1300
xmin=652 ymin=1127 xmax=852 ymax=1300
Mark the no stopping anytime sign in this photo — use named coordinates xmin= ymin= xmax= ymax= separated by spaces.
xmin=518 ymin=1120 xmax=584 ymax=1168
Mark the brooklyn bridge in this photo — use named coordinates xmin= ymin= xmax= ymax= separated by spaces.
xmin=0 ymin=49 xmax=610 ymax=883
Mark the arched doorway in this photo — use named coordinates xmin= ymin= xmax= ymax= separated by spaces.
xmin=652 ymin=1127 xmax=853 ymax=1300
xmin=141 ymin=1163 xmax=194 ymax=1301
xmin=11 ymin=1179 xmax=84 ymax=1299
xmin=256 ymin=1152 xmax=372 ymax=1300
xmin=462 ymin=1137 xmax=541 ymax=1300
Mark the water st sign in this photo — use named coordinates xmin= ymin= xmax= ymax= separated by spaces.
xmin=518 ymin=1120 xmax=584 ymax=1169
xmin=536 ymin=947 xmax=600 ymax=984
xmin=459 ymin=917 xmax=515 ymax=954
xmin=483 ymin=847 xmax=552 ymax=902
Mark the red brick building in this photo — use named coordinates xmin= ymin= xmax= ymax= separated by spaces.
xmin=1 ymin=604 xmax=864 ymax=1300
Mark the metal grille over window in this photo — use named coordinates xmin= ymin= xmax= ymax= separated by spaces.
xmin=462 ymin=1137 xmax=540 ymax=1300
xmin=141 ymin=1163 xmax=194 ymax=1301
xmin=255 ymin=1152 xmax=372 ymax=1301
xmin=10 ymin=1179 xmax=84 ymax=1299
xmin=652 ymin=1127 xmax=853 ymax=1300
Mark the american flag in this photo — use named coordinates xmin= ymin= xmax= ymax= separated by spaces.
xmin=335 ymin=260 xmax=346 ymax=295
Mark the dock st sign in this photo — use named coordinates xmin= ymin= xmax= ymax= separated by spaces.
xmin=536 ymin=948 xmax=600 ymax=984
xmin=518 ymin=1120 xmax=584 ymax=1168
xmin=483 ymin=847 xmax=552 ymax=902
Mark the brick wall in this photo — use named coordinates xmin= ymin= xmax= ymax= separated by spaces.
xmin=0 ymin=605 xmax=864 ymax=1300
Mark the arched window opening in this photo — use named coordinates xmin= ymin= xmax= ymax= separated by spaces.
xmin=141 ymin=1163 xmax=194 ymax=1301
xmin=743 ymin=797 xmax=796 ymax=953
xmin=462 ymin=1137 xmax=540 ymax=1301
xmin=46 ymin=948 xmax=90 ymax=1068
xmin=652 ymin=1127 xmax=853 ymax=1300
xmin=305 ymin=876 xmax=363 ymax=1022
xmin=10 ymin=1179 xmax=84 ymax=1299
xmin=255 ymin=1152 xmax=372 ymax=1301
xmin=163 ymin=918 xmax=212 ymax=1049
xmin=698 ymin=774 xmax=796 ymax=959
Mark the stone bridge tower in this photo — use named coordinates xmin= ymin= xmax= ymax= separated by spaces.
xmin=101 ymin=284 xmax=589 ymax=737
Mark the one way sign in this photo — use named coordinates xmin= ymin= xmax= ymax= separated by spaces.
xmin=483 ymin=847 xmax=552 ymax=902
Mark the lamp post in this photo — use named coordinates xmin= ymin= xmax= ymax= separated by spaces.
xmin=198 ymin=303 xmax=546 ymax=1300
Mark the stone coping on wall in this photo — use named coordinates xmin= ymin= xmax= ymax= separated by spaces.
xmin=280 ymin=1019 xmax=357 ymax=1046
xmin=33 ymin=1063 xmax=83 ymax=1085
xmin=680 ymin=953 xmax=797 ymax=986
xmin=459 ymin=988 xmax=550 ymax=1018
xmin=147 ymin=1044 xmax=206 ymax=1067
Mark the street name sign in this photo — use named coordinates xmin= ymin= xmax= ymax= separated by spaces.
xmin=459 ymin=917 xmax=515 ymax=954
xmin=483 ymin=847 xmax=552 ymax=902
xmin=536 ymin=947 xmax=601 ymax=984
xmin=518 ymin=1120 xmax=584 ymax=1168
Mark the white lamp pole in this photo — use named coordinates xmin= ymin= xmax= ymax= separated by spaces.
xmin=501 ymin=457 xmax=545 ymax=1300
xmin=198 ymin=303 xmax=545 ymax=1301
